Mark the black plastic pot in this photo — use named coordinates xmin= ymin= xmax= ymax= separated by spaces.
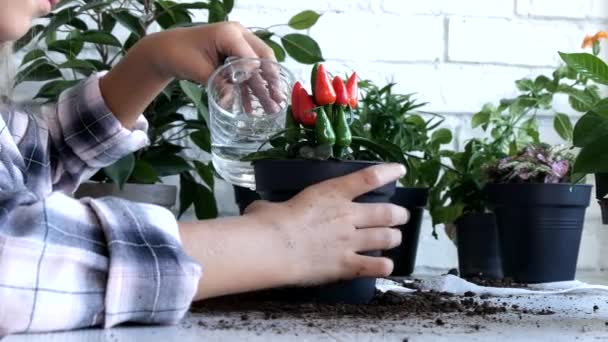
xmin=233 ymin=185 xmax=261 ymax=215
xmin=383 ymin=187 xmax=429 ymax=276
xmin=486 ymin=183 xmax=592 ymax=283
xmin=254 ymin=159 xmax=396 ymax=304
xmin=455 ymin=213 xmax=503 ymax=279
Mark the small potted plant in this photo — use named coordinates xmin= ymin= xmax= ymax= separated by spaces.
xmin=246 ymin=64 xmax=405 ymax=304
xmin=351 ymin=81 xmax=452 ymax=276
xmin=484 ymin=143 xmax=591 ymax=283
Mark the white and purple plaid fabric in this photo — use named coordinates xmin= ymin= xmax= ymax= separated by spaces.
xmin=0 ymin=73 xmax=201 ymax=336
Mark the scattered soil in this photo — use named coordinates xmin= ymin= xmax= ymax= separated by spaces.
xmin=189 ymin=287 xmax=557 ymax=334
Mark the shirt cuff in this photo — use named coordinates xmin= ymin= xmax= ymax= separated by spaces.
xmin=85 ymin=197 xmax=201 ymax=327
xmin=56 ymin=72 xmax=149 ymax=169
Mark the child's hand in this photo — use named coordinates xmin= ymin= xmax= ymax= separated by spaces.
xmin=244 ymin=163 xmax=409 ymax=286
xmin=100 ymin=22 xmax=278 ymax=127
xmin=143 ymin=22 xmax=276 ymax=84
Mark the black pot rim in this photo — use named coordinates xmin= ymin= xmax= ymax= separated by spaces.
xmin=486 ymin=183 xmax=592 ymax=207
xmin=254 ymin=159 xmax=393 ymax=195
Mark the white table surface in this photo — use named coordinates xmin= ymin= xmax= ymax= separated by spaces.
xmin=7 ymin=271 xmax=608 ymax=342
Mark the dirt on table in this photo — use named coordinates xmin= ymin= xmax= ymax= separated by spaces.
xmin=190 ymin=286 xmax=555 ymax=334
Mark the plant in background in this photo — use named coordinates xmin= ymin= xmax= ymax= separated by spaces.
xmin=429 ymin=33 xmax=606 ymax=231
xmin=560 ymin=31 xmax=608 ymax=222
xmin=246 ymin=65 xmax=406 ymax=164
xmin=484 ymin=143 xmax=574 ymax=184
xmin=14 ymin=0 xmax=324 ymax=219
xmin=350 ymin=81 xmax=452 ymax=188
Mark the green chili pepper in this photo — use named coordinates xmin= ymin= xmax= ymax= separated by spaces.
xmin=285 ymin=105 xmax=299 ymax=144
xmin=315 ymin=107 xmax=336 ymax=147
xmin=333 ymin=105 xmax=352 ymax=157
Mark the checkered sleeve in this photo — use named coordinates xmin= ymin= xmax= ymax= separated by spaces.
xmin=45 ymin=72 xmax=149 ymax=191
xmin=0 ymin=74 xmax=202 ymax=337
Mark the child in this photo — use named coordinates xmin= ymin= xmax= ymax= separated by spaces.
xmin=0 ymin=0 xmax=408 ymax=336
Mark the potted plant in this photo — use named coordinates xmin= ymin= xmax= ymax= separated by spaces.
xmin=349 ymin=81 xmax=452 ymax=276
xmin=432 ymin=45 xmax=600 ymax=280
xmin=246 ymin=65 xmax=406 ymax=304
xmin=484 ymin=143 xmax=591 ymax=283
xmin=560 ymin=31 xmax=608 ymax=223
xmin=432 ymin=99 xmax=542 ymax=279
xmin=14 ymin=0 xmax=325 ymax=217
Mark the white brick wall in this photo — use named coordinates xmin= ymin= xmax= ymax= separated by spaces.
xmin=224 ymin=0 xmax=608 ymax=273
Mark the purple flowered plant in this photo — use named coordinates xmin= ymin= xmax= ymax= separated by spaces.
xmin=485 ymin=143 xmax=574 ymax=184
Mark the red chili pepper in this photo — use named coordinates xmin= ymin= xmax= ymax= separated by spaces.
xmin=298 ymin=87 xmax=317 ymax=127
xmin=332 ymin=76 xmax=348 ymax=106
xmin=291 ymin=81 xmax=304 ymax=122
xmin=314 ymin=64 xmax=336 ymax=106
xmin=346 ymin=72 xmax=358 ymax=108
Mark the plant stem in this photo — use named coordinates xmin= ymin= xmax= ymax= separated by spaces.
xmin=404 ymin=152 xmax=459 ymax=174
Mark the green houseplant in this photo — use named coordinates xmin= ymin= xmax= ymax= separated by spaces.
xmin=432 ymin=50 xmax=601 ymax=279
xmin=561 ymin=31 xmax=608 ymax=223
xmin=350 ymin=81 xmax=453 ymax=276
xmin=246 ymin=65 xmax=405 ymax=304
xmin=14 ymin=0 xmax=325 ymax=219
xmin=484 ymin=143 xmax=591 ymax=283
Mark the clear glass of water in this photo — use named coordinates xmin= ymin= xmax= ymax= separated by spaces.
xmin=207 ymin=58 xmax=295 ymax=189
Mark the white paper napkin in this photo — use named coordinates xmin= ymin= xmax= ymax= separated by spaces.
xmin=376 ymin=275 xmax=608 ymax=297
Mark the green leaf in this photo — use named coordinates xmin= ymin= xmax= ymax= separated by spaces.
xmin=572 ymin=112 xmax=608 ymax=147
xmin=515 ymin=78 xmax=534 ymax=92
xmin=103 ymin=154 xmax=135 ymax=189
xmin=123 ymin=33 xmax=140 ymax=51
xmin=148 ymin=155 xmax=193 ymax=177
xmin=193 ymin=182 xmax=218 ymax=219
xmin=431 ymin=128 xmax=452 ymax=145
xmin=77 ymin=30 xmax=122 ymax=47
xmin=47 ymin=38 xmax=84 ymax=58
xmin=42 ymin=7 xmax=77 ymax=40
xmin=559 ymin=52 xmax=608 ymax=85
xmin=178 ymin=173 xmax=195 ymax=218
xmin=58 ymin=60 xmax=97 ymax=76
xmin=591 ymin=98 xmax=608 ymax=116
xmin=15 ymin=59 xmax=62 ymax=84
xmin=179 ymin=80 xmax=209 ymax=124
xmin=21 ymin=49 xmax=46 ymax=65
xmin=102 ymin=12 xmax=117 ymax=32
xmin=241 ymin=148 xmax=288 ymax=161
xmin=112 ymin=10 xmax=145 ymax=37
xmin=288 ymin=10 xmax=321 ymax=30
xmin=34 ymin=80 xmax=80 ymax=100
xmin=471 ymin=111 xmax=490 ymax=129
xmin=194 ymin=160 xmax=215 ymax=188
xmin=223 ymin=0 xmax=234 ymax=13
xmin=67 ymin=17 xmax=88 ymax=30
xmin=553 ymin=113 xmax=573 ymax=141
xmin=13 ymin=24 xmax=45 ymax=51
xmin=281 ymin=33 xmax=324 ymax=64
xmin=264 ymin=39 xmax=286 ymax=62
xmin=190 ymin=129 xmax=211 ymax=152
xmin=131 ymin=160 xmax=161 ymax=184
xmin=574 ymin=136 xmax=608 ymax=173
xmin=208 ymin=0 xmax=227 ymax=23
xmin=254 ymin=30 xmax=273 ymax=40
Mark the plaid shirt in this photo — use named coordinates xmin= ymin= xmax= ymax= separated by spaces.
xmin=0 ymin=74 xmax=201 ymax=337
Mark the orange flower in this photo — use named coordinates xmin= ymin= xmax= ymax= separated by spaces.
xmin=582 ymin=31 xmax=608 ymax=48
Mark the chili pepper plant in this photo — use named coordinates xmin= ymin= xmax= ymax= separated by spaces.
xmin=245 ymin=65 xmax=405 ymax=304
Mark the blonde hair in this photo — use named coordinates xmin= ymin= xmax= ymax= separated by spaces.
xmin=0 ymin=42 xmax=14 ymax=103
